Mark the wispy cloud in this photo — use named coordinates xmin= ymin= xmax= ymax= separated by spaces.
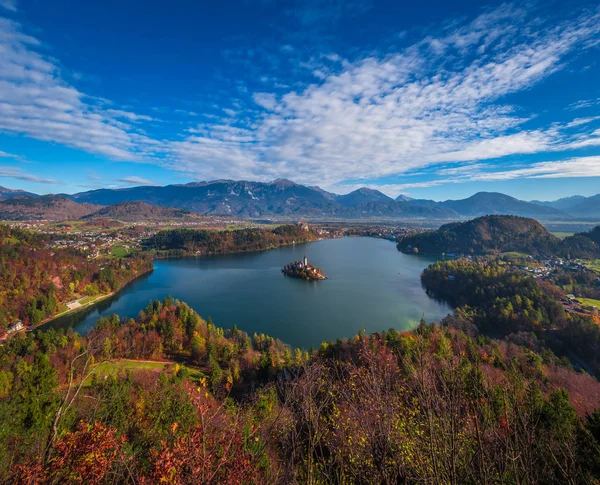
xmin=0 ymin=149 xmax=23 ymax=159
xmin=467 ymin=156 xmax=600 ymax=181
xmin=166 ymin=4 xmax=600 ymax=189
xmin=1 ymin=3 xmax=600 ymax=192
xmin=0 ymin=0 xmax=17 ymax=12
xmin=117 ymin=176 xmax=157 ymax=186
xmin=345 ymin=155 xmax=600 ymax=197
xmin=0 ymin=17 xmax=160 ymax=161
xmin=0 ymin=166 xmax=58 ymax=184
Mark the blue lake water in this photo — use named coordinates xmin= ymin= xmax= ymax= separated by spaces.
xmin=46 ymin=237 xmax=451 ymax=349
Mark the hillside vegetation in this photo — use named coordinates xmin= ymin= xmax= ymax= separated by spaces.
xmin=398 ymin=215 xmax=559 ymax=256
xmin=1 ymin=302 xmax=600 ymax=483
xmin=0 ymin=195 xmax=100 ymax=221
xmin=398 ymin=215 xmax=600 ymax=258
xmin=82 ymin=201 xmax=201 ymax=222
xmin=0 ymin=224 xmax=152 ymax=332
xmin=422 ymin=259 xmax=600 ymax=376
xmin=144 ymin=223 xmax=319 ymax=256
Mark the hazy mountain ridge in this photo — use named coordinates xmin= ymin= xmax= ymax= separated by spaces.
xmin=66 ymin=183 xmax=576 ymax=219
xmin=0 ymin=195 xmax=100 ymax=220
xmin=336 ymin=187 xmax=392 ymax=206
xmin=82 ymin=201 xmax=202 ymax=222
xmin=67 ymin=180 xmax=459 ymax=219
xmin=441 ymin=192 xmax=569 ymax=219
xmin=531 ymin=195 xmax=587 ymax=211
xmin=0 ymin=186 xmax=38 ymax=201
xmin=531 ymin=194 xmax=600 ymax=219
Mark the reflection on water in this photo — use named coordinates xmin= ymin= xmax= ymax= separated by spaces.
xmin=46 ymin=270 xmax=154 ymax=333
xmin=43 ymin=237 xmax=451 ymax=349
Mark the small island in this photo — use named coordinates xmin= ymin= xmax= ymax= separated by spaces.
xmin=282 ymin=255 xmax=327 ymax=280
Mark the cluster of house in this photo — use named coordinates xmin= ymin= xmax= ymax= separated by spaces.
xmin=519 ymin=258 xmax=591 ymax=279
xmin=43 ymin=231 xmax=147 ymax=259
xmin=562 ymin=294 xmax=599 ymax=317
xmin=1 ymin=320 xmax=25 ymax=341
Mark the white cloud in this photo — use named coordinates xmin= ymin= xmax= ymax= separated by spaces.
xmin=469 ymin=156 xmax=600 ymax=181
xmin=0 ymin=149 xmax=21 ymax=159
xmin=0 ymin=166 xmax=58 ymax=184
xmin=354 ymin=155 xmax=600 ymax=197
xmin=117 ymin=176 xmax=157 ymax=186
xmin=1 ymin=4 xmax=600 ymax=192
xmin=564 ymin=116 xmax=600 ymax=128
xmin=0 ymin=18 xmax=160 ymax=162
xmin=166 ymin=5 xmax=600 ymax=189
xmin=252 ymin=93 xmax=278 ymax=111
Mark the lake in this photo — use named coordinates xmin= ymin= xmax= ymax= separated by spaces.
xmin=46 ymin=237 xmax=451 ymax=349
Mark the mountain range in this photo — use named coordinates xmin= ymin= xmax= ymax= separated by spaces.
xmin=0 ymin=195 xmax=100 ymax=221
xmin=1 ymin=179 xmax=599 ymax=221
xmin=0 ymin=185 xmax=38 ymax=201
xmin=532 ymin=194 xmax=600 ymax=219
xmin=0 ymin=197 xmax=202 ymax=222
xmin=82 ymin=201 xmax=202 ymax=222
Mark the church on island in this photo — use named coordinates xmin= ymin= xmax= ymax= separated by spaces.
xmin=282 ymin=255 xmax=327 ymax=280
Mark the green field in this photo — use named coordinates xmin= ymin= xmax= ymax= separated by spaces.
xmin=586 ymin=260 xmax=600 ymax=273
xmin=185 ymin=366 xmax=207 ymax=384
xmin=501 ymin=251 xmax=531 ymax=260
xmin=578 ymin=297 xmax=600 ymax=309
xmin=84 ymin=360 xmax=171 ymax=386
xmin=83 ymin=359 xmax=207 ymax=386
xmin=111 ymin=245 xmax=130 ymax=258
xmin=550 ymin=232 xmax=574 ymax=239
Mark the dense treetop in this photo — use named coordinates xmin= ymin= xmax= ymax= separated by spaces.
xmin=144 ymin=223 xmax=319 ymax=256
xmin=422 ymin=259 xmax=600 ymax=376
xmin=0 ymin=224 xmax=151 ymax=332
xmin=398 ymin=215 xmax=600 ymax=258
xmin=1 ymin=301 xmax=600 ymax=484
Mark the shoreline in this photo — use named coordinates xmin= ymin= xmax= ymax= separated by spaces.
xmin=149 ymin=236 xmax=330 ymax=260
xmin=34 ymin=267 xmax=154 ymax=331
xmin=32 ymin=239 xmax=326 ymax=334
xmin=32 ymin=236 xmax=392 ymax=335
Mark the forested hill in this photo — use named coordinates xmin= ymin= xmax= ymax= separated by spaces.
xmin=144 ymin=223 xmax=319 ymax=256
xmin=0 ymin=195 xmax=100 ymax=221
xmin=559 ymin=225 xmax=600 ymax=259
xmin=2 ymin=299 xmax=600 ymax=483
xmin=0 ymin=224 xmax=152 ymax=332
xmin=397 ymin=215 xmax=559 ymax=256
xmin=82 ymin=201 xmax=201 ymax=222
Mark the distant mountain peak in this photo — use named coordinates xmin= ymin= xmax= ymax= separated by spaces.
xmin=441 ymin=191 xmax=569 ymax=219
xmin=336 ymin=187 xmax=392 ymax=207
xmin=353 ymin=187 xmax=385 ymax=195
xmin=270 ymin=178 xmax=298 ymax=187
xmin=0 ymin=186 xmax=39 ymax=201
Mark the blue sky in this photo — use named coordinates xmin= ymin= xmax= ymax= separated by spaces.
xmin=0 ymin=0 xmax=599 ymax=201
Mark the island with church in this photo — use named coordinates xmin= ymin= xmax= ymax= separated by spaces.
xmin=282 ymin=255 xmax=328 ymax=280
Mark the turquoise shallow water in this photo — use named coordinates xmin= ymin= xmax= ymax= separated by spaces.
xmin=46 ymin=237 xmax=450 ymax=349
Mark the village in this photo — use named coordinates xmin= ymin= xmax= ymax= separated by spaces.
xmin=498 ymin=256 xmax=600 ymax=317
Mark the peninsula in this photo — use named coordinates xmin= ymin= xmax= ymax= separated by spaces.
xmin=282 ymin=255 xmax=327 ymax=280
